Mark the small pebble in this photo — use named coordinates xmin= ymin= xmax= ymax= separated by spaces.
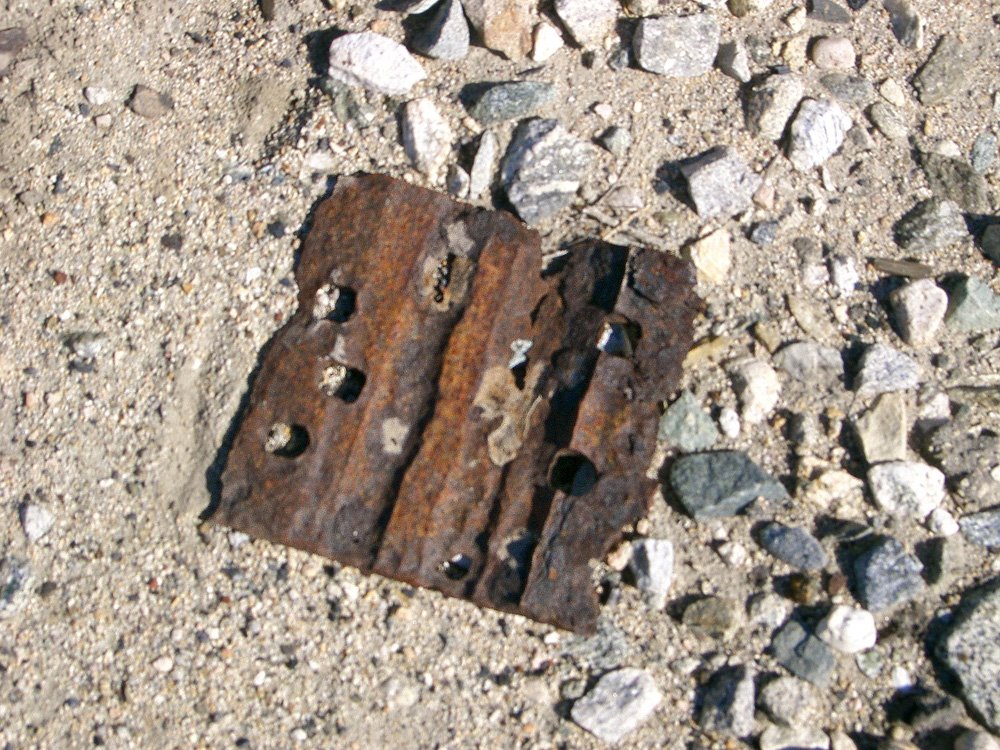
xmin=890 ymin=279 xmax=948 ymax=347
xmin=597 ymin=125 xmax=631 ymax=157
xmin=774 ymin=341 xmax=843 ymax=384
xmin=926 ymin=507 xmax=960 ymax=536
xmin=954 ymin=731 xmax=1000 ymax=750
xmin=531 ymin=22 xmax=563 ymax=62
xmin=816 ymin=605 xmax=877 ymax=653
xmin=758 ymin=675 xmax=820 ymax=726
xmin=959 ymin=509 xmax=1000 ymax=548
xmin=20 ymin=503 xmax=54 ymax=543
xmin=854 ymin=392 xmax=908 ymax=463
xmin=681 ymin=146 xmax=762 ymax=219
xmin=401 ymin=97 xmax=452 ymax=181
xmin=628 ymin=539 xmax=674 ymax=609
xmin=0 ymin=556 xmax=32 ymax=619
xmin=716 ymin=39 xmax=751 ymax=83
xmin=811 ymin=37 xmax=855 ymax=70
xmin=658 ymin=390 xmax=719 ymax=452
xmin=688 ymin=229 xmax=731 ymax=285
xmin=670 ymin=450 xmax=788 ymax=519
xmin=327 ymin=32 xmax=426 ymax=95
xmin=759 ymin=724 xmax=831 ymax=750
xmin=129 ymin=85 xmax=173 ymax=119
xmin=683 ymin=596 xmax=743 ymax=638
xmin=853 ymin=537 xmax=925 ymax=612
xmin=771 ymin=620 xmax=836 ymax=687
xmin=745 ymin=73 xmax=805 ymax=141
xmin=633 ymin=14 xmax=721 ymax=78
xmin=570 ymin=668 xmax=662 ymax=744
xmin=855 ymin=344 xmax=920 ymax=396
xmin=553 ymin=0 xmax=618 ymax=48
xmin=759 ymin=523 xmax=828 ymax=570
xmin=699 ymin=665 xmax=755 ymax=737
xmin=731 ymin=358 xmax=780 ymax=424
xmin=469 ymin=81 xmax=555 ymax=125
xmin=945 ymin=276 xmax=1000 ymax=333
xmin=787 ymin=98 xmax=852 ymax=172
xmin=411 ymin=0 xmax=470 ymax=61
xmin=894 ymin=198 xmax=968 ymax=254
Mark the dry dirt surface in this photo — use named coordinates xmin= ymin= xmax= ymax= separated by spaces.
xmin=1 ymin=0 xmax=999 ymax=748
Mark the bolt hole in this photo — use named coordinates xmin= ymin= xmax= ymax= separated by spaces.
xmin=320 ymin=365 xmax=366 ymax=403
xmin=315 ymin=284 xmax=356 ymax=323
xmin=548 ymin=451 xmax=597 ymax=496
xmin=441 ymin=553 xmax=472 ymax=580
xmin=597 ymin=319 xmax=642 ymax=358
xmin=264 ymin=422 xmax=310 ymax=458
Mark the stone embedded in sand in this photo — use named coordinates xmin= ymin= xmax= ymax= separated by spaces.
xmin=633 ymin=14 xmax=721 ymax=78
xmin=327 ymin=32 xmax=426 ymax=95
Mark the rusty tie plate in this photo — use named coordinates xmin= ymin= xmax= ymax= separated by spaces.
xmin=212 ymin=174 xmax=697 ymax=633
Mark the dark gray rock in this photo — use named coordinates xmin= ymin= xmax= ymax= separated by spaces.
xmin=808 ymin=0 xmax=851 ymax=23
xmin=0 ymin=556 xmax=31 ymax=619
xmin=658 ymin=390 xmax=719 ymax=452
xmin=500 ymin=118 xmax=594 ymax=225
xmin=893 ymin=198 xmax=969 ymax=254
xmin=960 ymin=509 xmax=1000 ymax=548
xmin=680 ymin=146 xmax=761 ymax=219
xmin=699 ymin=665 xmax=756 ymax=737
xmin=981 ymin=224 xmax=1000 ymax=264
xmin=0 ymin=27 xmax=28 ymax=74
xmin=633 ymin=14 xmax=721 ymax=77
xmin=669 ymin=451 xmax=788 ymax=520
xmin=914 ymin=35 xmax=977 ymax=105
xmin=945 ymin=276 xmax=1000 ymax=333
xmin=412 ymin=0 xmax=470 ymax=60
xmin=883 ymin=0 xmax=923 ymax=49
xmin=921 ymin=153 xmax=990 ymax=213
xmin=597 ymin=125 xmax=631 ymax=157
xmin=820 ymin=73 xmax=874 ymax=103
xmin=749 ymin=220 xmax=779 ymax=246
xmin=469 ymin=81 xmax=555 ymax=125
xmin=971 ymin=131 xmax=997 ymax=175
xmin=938 ymin=579 xmax=1000 ymax=732
xmin=759 ymin=523 xmax=828 ymax=570
xmin=771 ymin=620 xmax=836 ymax=687
xmin=854 ymin=537 xmax=925 ymax=612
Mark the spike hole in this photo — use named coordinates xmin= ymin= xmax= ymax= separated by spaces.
xmin=597 ymin=319 xmax=642 ymax=358
xmin=441 ymin=553 xmax=472 ymax=580
xmin=548 ymin=451 xmax=597 ymax=496
xmin=320 ymin=364 xmax=366 ymax=403
xmin=314 ymin=284 xmax=356 ymax=323
xmin=264 ymin=422 xmax=310 ymax=458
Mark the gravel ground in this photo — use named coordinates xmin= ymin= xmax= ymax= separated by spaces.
xmin=1 ymin=1 xmax=999 ymax=748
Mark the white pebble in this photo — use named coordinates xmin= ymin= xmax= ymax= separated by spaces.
xmin=152 ymin=655 xmax=174 ymax=673
xmin=718 ymin=407 xmax=741 ymax=438
xmin=730 ymin=358 xmax=780 ymax=425
xmin=816 ymin=605 xmax=877 ymax=654
xmin=84 ymin=86 xmax=110 ymax=106
xmin=926 ymin=507 xmax=960 ymax=536
xmin=531 ymin=22 xmax=564 ymax=62
xmin=868 ymin=461 xmax=946 ymax=520
xmin=20 ymin=504 xmax=55 ymax=543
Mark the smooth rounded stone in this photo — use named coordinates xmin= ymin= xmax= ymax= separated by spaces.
xmin=914 ymin=35 xmax=974 ymax=105
xmin=500 ymin=118 xmax=594 ymax=225
xmin=128 ymin=85 xmax=174 ymax=119
xmin=327 ymin=32 xmax=426 ymax=95
xmin=680 ymin=146 xmax=762 ymax=219
xmin=553 ymin=0 xmax=617 ymax=47
xmin=20 ymin=503 xmax=54 ymax=543
xmin=855 ymin=343 xmax=919 ymax=397
xmin=759 ymin=724 xmax=831 ymax=750
xmin=714 ymin=39 xmax=750 ymax=83
xmin=787 ymin=98 xmax=852 ymax=172
xmin=729 ymin=0 xmax=774 ymax=16
xmin=959 ymin=509 xmax=1000 ymax=548
xmin=820 ymin=72 xmax=874 ymax=103
xmin=468 ymin=130 xmax=497 ymax=199
xmin=854 ymin=392 xmax=908 ymax=464
xmin=531 ymin=22 xmax=563 ymax=62
xmin=954 ymin=731 xmax=1000 ymax=750
xmin=0 ymin=556 xmax=31 ymax=619
xmin=658 ymin=390 xmax=719 ymax=452
xmin=731 ymin=358 xmax=780 ymax=424
xmin=879 ymin=78 xmax=907 ymax=106
xmin=771 ymin=620 xmax=836 ymax=688
xmin=401 ymin=97 xmax=452 ymax=181
xmin=570 ymin=668 xmax=662 ymax=744
xmin=469 ymin=81 xmax=555 ymax=125
xmin=683 ymin=596 xmax=743 ymax=638
xmin=462 ymin=0 xmax=534 ymax=60
xmin=894 ymin=199 xmax=968 ymax=254
xmin=411 ymin=0 xmax=470 ymax=60
xmin=811 ymin=37 xmax=856 ymax=70
xmin=971 ymin=131 xmax=997 ymax=175
xmin=939 ymin=580 xmax=1000 ymax=732
xmin=758 ymin=675 xmax=821 ymax=726
xmin=669 ymin=451 xmax=788 ymax=520
xmin=920 ymin=153 xmax=990 ymax=213
xmin=927 ymin=507 xmax=960 ymax=536
xmin=597 ymin=125 xmax=631 ymax=156
xmin=628 ymin=539 xmax=674 ymax=609
xmin=759 ymin=523 xmax=828 ymax=570
xmin=945 ymin=277 xmax=1000 ymax=333
xmin=774 ymin=341 xmax=843 ymax=384
xmin=745 ymin=73 xmax=805 ymax=141
xmin=883 ymin=0 xmax=923 ymax=49
xmin=688 ymin=229 xmax=731 ymax=284
xmin=633 ymin=14 xmax=721 ymax=77
xmin=869 ymin=102 xmax=908 ymax=141
xmin=868 ymin=460 xmax=945 ymax=520
xmin=853 ymin=537 xmax=925 ymax=612
xmin=816 ymin=605 xmax=877 ymax=654
xmin=890 ymin=279 xmax=948 ymax=348
xmin=699 ymin=665 xmax=756 ymax=737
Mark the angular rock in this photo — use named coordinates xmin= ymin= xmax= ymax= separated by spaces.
xmin=914 ymin=35 xmax=974 ymax=105
xmin=681 ymin=146 xmax=762 ymax=219
xmin=759 ymin=523 xmax=828 ymax=570
xmin=954 ymin=732 xmax=1000 ymax=750
xmin=808 ymin=0 xmax=851 ymax=23
xmin=758 ymin=675 xmax=821 ymax=726
xmin=971 ymin=131 xmax=997 ymax=175
xmin=820 ymin=72 xmax=874 ymax=103
xmin=716 ymin=39 xmax=751 ymax=83
xmin=787 ymin=98 xmax=852 ymax=171
xmin=571 ymin=668 xmax=662 ymax=744
xmin=731 ymin=358 xmax=780 ymax=424
xmin=628 ymin=539 xmax=675 ymax=609
xmin=683 ymin=596 xmax=743 ymax=638
xmin=658 ymin=390 xmax=719 ymax=452
xmin=883 ymin=0 xmax=923 ymax=49
xmin=553 ymin=0 xmax=618 ymax=48
xmin=771 ymin=620 xmax=836 ymax=687
xmin=816 ymin=605 xmax=877 ymax=653
xmin=920 ymin=153 xmax=990 ymax=213
xmin=128 ymin=85 xmax=174 ymax=119
xmin=945 ymin=277 xmax=1000 ymax=333
xmin=412 ymin=0 xmax=470 ymax=60
xmin=328 ymin=32 xmax=427 ymax=95
xmin=468 ymin=81 xmax=555 ymax=125
xmin=446 ymin=165 xmax=470 ymax=198
xmin=531 ymin=22 xmax=563 ymax=62
xmin=0 ymin=556 xmax=31 ymax=619
xmin=869 ymin=102 xmax=908 ymax=141
xmin=20 ymin=503 xmax=54 ymax=543
xmin=745 ymin=73 xmax=805 ymax=141
xmin=688 ymin=229 xmax=731 ymax=284
xmin=401 ymin=97 xmax=452 ymax=181
xmin=854 ymin=392 xmax=908 ymax=463
xmin=894 ymin=199 xmax=969 ymax=254
xmin=463 ymin=0 xmax=534 ymax=60
xmin=759 ymin=724 xmax=831 ymax=750
xmin=960 ymin=510 xmax=1000 ymax=548
xmin=853 ymin=537 xmax=925 ymax=612
xmin=890 ymin=279 xmax=948 ymax=348
xmin=774 ymin=341 xmax=843 ymax=384
xmin=868 ymin=461 xmax=945 ymax=519
xmin=500 ymin=118 xmax=594 ymax=225
xmin=669 ymin=451 xmax=788 ymax=520
xmin=699 ymin=665 xmax=756 ymax=738
xmin=468 ymin=130 xmax=498 ymax=199
xmin=598 ymin=126 xmax=631 ymax=157
xmin=633 ymin=14 xmax=721 ymax=77
xmin=0 ymin=27 xmax=29 ymax=74
xmin=855 ymin=343 xmax=919 ymax=396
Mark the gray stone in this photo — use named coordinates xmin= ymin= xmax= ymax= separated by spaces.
xmin=939 ymin=579 xmax=1000 ymax=732
xmin=0 ymin=556 xmax=31 ymax=619
xmin=598 ymin=126 xmax=631 ymax=157
xmin=20 ymin=503 xmax=54 ymax=543
xmin=328 ymin=32 xmax=427 ymax=95
xmin=820 ymin=73 xmax=874 ymax=103
xmin=462 ymin=0 xmax=533 ymax=60
xmin=716 ymin=39 xmax=751 ymax=83
xmin=914 ymin=35 xmax=975 ymax=105
xmin=571 ymin=668 xmax=662 ymax=744
xmin=129 ymin=85 xmax=174 ymax=119
xmin=982 ymin=224 xmax=1000 ymax=264
xmin=468 ymin=130 xmax=498 ymax=199
xmin=921 ymin=153 xmax=990 ymax=213
xmin=750 ymin=220 xmax=779 ymax=246
xmin=745 ymin=73 xmax=805 ymax=141
xmin=774 ymin=341 xmax=843 ymax=384
xmin=787 ymin=98 xmax=853 ymax=171
xmin=894 ymin=199 xmax=969 ymax=253
xmin=868 ymin=460 xmax=945 ymax=520
xmin=890 ymin=279 xmax=949 ymax=347
xmin=954 ymin=731 xmax=1000 ymax=750
xmin=946 ymin=277 xmax=1000 ymax=333
xmin=633 ymin=14 xmax=721 ymax=78
xmin=853 ymin=537 xmax=925 ymax=612
xmin=759 ymin=724 xmax=831 ymax=750
xmin=446 ymin=164 xmax=470 ymax=198
xmin=553 ymin=0 xmax=618 ymax=47
xmin=971 ymin=131 xmax=997 ymax=175
xmin=759 ymin=523 xmax=828 ymax=570
xmin=683 ymin=596 xmax=743 ymax=638
xmin=412 ymin=0 xmax=470 ymax=60
xmin=855 ymin=343 xmax=919 ymax=396
xmin=854 ymin=392 xmax=908 ymax=463
xmin=699 ymin=665 xmax=756 ymax=737
xmin=669 ymin=451 xmax=788 ymax=520
xmin=681 ymin=146 xmax=761 ymax=219
xmin=500 ymin=118 xmax=594 ymax=225
xmin=883 ymin=0 xmax=923 ymax=49
xmin=960 ymin=509 xmax=1000 ymax=548
xmin=401 ymin=97 xmax=452 ymax=181
xmin=469 ymin=81 xmax=555 ymax=125
xmin=771 ymin=620 xmax=836 ymax=687
xmin=0 ymin=27 xmax=29 ymax=74
xmin=809 ymin=0 xmax=851 ymax=22
xmin=563 ymin=618 xmax=630 ymax=671
xmin=758 ymin=675 xmax=821 ymax=726
xmin=658 ymin=390 xmax=719 ymax=452
xmin=628 ymin=539 xmax=675 ymax=609
xmin=869 ymin=102 xmax=908 ymax=141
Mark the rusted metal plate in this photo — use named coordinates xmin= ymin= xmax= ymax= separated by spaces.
xmin=212 ymin=174 xmax=697 ymax=633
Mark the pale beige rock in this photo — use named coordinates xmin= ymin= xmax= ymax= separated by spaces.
xmin=463 ymin=0 xmax=534 ymax=60
xmin=688 ymin=229 xmax=731 ymax=284
xmin=855 ymin=392 xmax=908 ymax=464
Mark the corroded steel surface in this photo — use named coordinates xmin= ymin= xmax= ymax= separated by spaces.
xmin=212 ymin=174 xmax=697 ymax=633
